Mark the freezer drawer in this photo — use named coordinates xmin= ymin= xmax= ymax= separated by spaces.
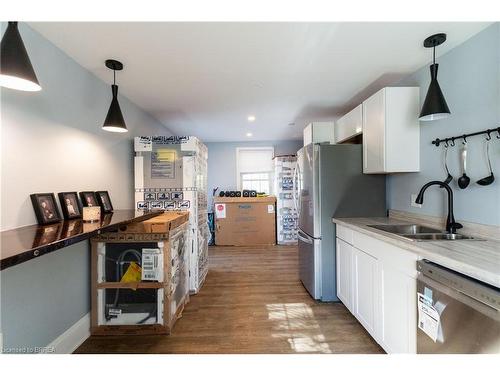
xmin=298 ymin=230 xmax=320 ymax=299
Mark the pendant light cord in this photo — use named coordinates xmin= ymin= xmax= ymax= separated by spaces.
xmin=113 ymin=69 xmax=116 ymax=85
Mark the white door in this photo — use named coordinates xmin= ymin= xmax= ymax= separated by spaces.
xmin=353 ymin=247 xmax=377 ymax=335
xmin=336 ymin=238 xmax=353 ymax=312
xmin=377 ymin=264 xmax=417 ymax=353
xmin=362 ymin=89 xmax=386 ymax=173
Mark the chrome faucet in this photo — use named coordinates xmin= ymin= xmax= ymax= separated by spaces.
xmin=415 ymin=181 xmax=463 ymax=234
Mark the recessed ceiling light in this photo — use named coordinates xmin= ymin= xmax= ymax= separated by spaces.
xmin=247 ymin=115 xmax=256 ymax=122
xmin=246 ymin=132 xmax=253 ymax=137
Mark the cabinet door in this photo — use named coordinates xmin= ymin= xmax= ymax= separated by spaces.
xmin=377 ymin=264 xmax=417 ymax=354
xmin=335 ymin=104 xmax=362 ymax=143
xmin=353 ymin=247 xmax=377 ymax=335
xmin=336 ymin=238 xmax=353 ymax=312
xmin=362 ymin=89 xmax=386 ymax=173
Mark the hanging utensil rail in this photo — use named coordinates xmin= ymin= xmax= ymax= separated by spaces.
xmin=432 ymin=126 xmax=500 ymax=147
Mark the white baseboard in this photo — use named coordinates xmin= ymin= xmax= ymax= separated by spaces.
xmin=47 ymin=313 xmax=90 ymax=354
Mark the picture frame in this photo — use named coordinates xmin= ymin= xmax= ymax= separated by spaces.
xmin=30 ymin=193 xmax=63 ymax=225
xmin=58 ymin=192 xmax=83 ymax=220
xmin=80 ymin=191 xmax=99 ymax=208
xmin=95 ymin=191 xmax=114 ymax=213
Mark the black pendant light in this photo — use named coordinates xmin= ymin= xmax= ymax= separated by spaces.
xmin=0 ymin=21 xmax=41 ymax=92
xmin=102 ymin=59 xmax=128 ymax=133
xmin=419 ymin=33 xmax=450 ymax=121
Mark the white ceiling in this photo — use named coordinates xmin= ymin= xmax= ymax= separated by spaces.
xmin=30 ymin=22 xmax=490 ymax=142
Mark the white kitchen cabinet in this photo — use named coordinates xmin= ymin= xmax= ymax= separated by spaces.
xmin=362 ymin=87 xmax=420 ymax=174
xmin=303 ymin=122 xmax=335 ymax=146
xmin=336 ymin=238 xmax=353 ymax=313
xmin=376 ymin=263 xmax=417 ymax=354
xmin=335 ymin=224 xmax=418 ymax=354
xmin=335 ymin=104 xmax=363 ymax=143
xmin=352 ymin=247 xmax=377 ymax=336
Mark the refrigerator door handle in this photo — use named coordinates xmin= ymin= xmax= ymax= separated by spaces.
xmin=297 ymin=230 xmax=313 ymax=244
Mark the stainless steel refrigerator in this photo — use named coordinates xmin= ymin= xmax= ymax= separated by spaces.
xmin=295 ymin=144 xmax=386 ymax=301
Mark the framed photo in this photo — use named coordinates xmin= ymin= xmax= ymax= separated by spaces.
xmin=95 ymin=191 xmax=114 ymax=213
xmin=30 ymin=193 xmax=62 ymax=225
xmin=80 ymin=191 xmax=99 ymax=208
xmin=58 ymin=192 xmax=83 ymax=219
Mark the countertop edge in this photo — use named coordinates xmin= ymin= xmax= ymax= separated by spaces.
xmin=332 ymin=217 xmax=500 ymax=289
xmin=0 ymin=210 xmax=164 ymax=270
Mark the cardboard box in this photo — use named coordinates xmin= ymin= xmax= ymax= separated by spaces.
xmin=214 ymin=197 xmax=276 ymax=246
xmin=121 ymin=211 xmax=189 ymax=233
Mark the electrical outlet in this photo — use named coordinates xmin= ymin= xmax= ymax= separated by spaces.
xmin=411 ymin=194 xmax=422 ymax=208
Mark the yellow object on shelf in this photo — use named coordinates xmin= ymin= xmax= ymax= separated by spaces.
xmin=120 ymin=261 xmax=142 ymax=283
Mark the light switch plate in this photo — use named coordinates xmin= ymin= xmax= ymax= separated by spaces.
xmin=411 ymin=194 xmax=422 ymax=208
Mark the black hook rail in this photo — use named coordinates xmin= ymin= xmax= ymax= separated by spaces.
xmin=432 ymin=126 xmax=500 ymax=147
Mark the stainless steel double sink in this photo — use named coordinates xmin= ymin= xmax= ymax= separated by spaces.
xmin=367 ymin=224 xmax=478 ymax=241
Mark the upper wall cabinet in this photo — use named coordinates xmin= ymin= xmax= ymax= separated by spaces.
xmin=362 ymin=87 xmax=420 ymax=174
xmin=335 ymin=104 xmax=363 ymax=144
xmin=303 ymin=122 xmax=335 ymax=146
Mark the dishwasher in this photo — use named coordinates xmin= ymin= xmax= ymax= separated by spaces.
xmin=416 ymin=260 xmax=500 ymax=353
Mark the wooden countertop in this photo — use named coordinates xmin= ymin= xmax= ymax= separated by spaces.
xmin=0 ymin=209 xmax=164 ymax=270
xmin=332 ymin=216 xmax=500 ymax=288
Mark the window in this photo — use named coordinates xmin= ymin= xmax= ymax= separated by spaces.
xmin=241 ymin=172 xmax=271 ymax=194
xmin=236 ymin=147 xmax=274 ymax=194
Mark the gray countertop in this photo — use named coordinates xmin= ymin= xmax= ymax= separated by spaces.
xmin=332 ymin=216 xmax=500 ymax=288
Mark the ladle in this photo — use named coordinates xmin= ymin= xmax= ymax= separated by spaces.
xmin=477 ymin=137 xmax=495 ymax=186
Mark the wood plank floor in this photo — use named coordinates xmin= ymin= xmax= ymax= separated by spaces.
xmin=75 ymin=245 xmax=384 ymax=354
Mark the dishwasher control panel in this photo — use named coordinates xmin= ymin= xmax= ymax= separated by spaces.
xmin=417 ymin=260 xmax=500 ymax=310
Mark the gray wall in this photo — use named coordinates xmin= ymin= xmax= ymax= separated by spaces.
xmin=388 ymin=23 xmax=500 ymax=226
xmin=206 ymin=140 xmax=302 ymax=209
xmin=0 ymin=23 xmax=172 ymax=351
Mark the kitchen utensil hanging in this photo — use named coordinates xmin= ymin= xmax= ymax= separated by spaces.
xmin=476 ymin=132 xmax=495 ymax=186
xmin=458 ymin=136 xmax=470 ymax=189
xmin=441 ymin=140 xmax=453 ymax=187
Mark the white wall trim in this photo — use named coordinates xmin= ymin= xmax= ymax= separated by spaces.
xmin=47 ymin=313 xmax=90 ymax=354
